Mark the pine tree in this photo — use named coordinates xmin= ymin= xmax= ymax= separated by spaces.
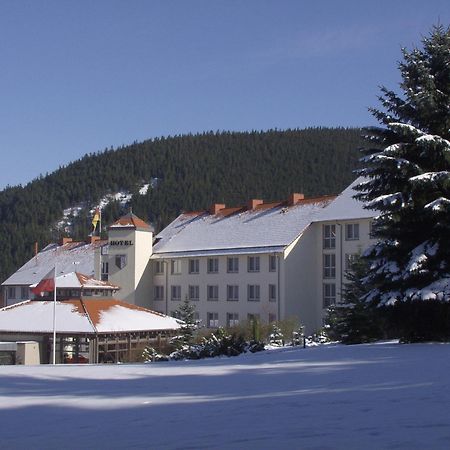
xmin=355 ymin=25 xmax=450 ymax=340
xmin=269 ymin=324 xmax=284 ymax=346
xmin=325 ymin=256 xmax=384 ymax=344
xmin=171 ymin=297 xmax=198 ymax=349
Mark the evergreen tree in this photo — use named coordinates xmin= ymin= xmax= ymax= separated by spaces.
xmin=268 ymin=324 xmax=284 ymax=346
xmin=171 ymin=297 xmax=198 ymax=349
xmin=355 ymin=25 xmax=450 ymax=341
xmin=325 ymin=256 xmax=384 ymax=344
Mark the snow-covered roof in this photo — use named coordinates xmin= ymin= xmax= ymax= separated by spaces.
xmin=152 ymin=197 xmax=335 ymax=256
xmin=313 ymin=177 xmax=377 ymax=222
xmin=52 ymin=272 xmax=119 ymax=290
xmin=2 ymin=240 xmax=107 ymax=287
xmin=0 ymin=299 xmax=181 ymax=334
xmin=109 ymin=213 xmax=152 ymax=231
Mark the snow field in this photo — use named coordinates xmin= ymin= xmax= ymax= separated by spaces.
xmin=0 ymin=342 xmax=450 ymax=449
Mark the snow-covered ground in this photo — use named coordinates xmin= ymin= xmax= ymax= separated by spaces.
xmin=1 ymin=342 xmax=450 ymax=449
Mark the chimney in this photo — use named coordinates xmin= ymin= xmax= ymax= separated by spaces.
xmin=89 ymin=236 xmax=100 ymax=244
xmin=210 ymin=203 xmax=226 ymax=215
xmin=247 ymin=199 xmax=263 ymax=210
xmin=60 ymin=237 xmax=73 ymax=245
xmin=288 ymin=193 xmax=304 ymax=206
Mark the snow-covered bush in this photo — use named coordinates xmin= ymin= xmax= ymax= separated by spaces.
xmin=268 ymin=324 xmax=284 ymax=346
xmin=142 ymin=346 xmax=169 ymax=362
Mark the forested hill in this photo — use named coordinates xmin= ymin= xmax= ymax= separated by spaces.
xmin=0 ymin=128 xmax=363 ymax=282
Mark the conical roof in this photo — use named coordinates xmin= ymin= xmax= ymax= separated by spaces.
xmin=109 ymin=213 xmax=151 ymax=231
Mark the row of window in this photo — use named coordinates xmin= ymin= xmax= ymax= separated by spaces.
xmin=169 ymin=311 xmax=277 ymax=328
xmin=323 ymin=223 xmax=360 ymax=249
xmin=6 ymin=286 xmax=29 ymax=300
xmin=155 ymin=255 xmax=278 ymax=275
xmin=155 ymin=284 xmax=277 ymax=302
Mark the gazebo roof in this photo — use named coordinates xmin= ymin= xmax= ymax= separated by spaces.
xmin=0 ymin=299 xmax=181 ymax=335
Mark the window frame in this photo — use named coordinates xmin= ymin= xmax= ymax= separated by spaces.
xmin=323 ymin=224 xmax=336 ymax=249
xmin=247 ymin=256 xmax=260 ymax=273
xmin=247 ymin=284 xmax=261 ymax=302
xmin=323 ymin=253 xmax=336 ymax=279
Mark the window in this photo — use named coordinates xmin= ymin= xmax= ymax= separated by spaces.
xmin=227 ymin=313 xmax=239 ymax=327
xmin=171 ymin=285 xmax=181 ymax=301
xmin=323 ymin=283 xmax=336 ymax=308
xmin=101 ymin=262 xmax=109 ymax=281
xmin=171 ymin=260 xmax=181 ymax=275
xmin=227 ymin=257 xmax=239 ymax=273
xmin=207 ymin=312 xmax=219 ymax=328
xmin=115 ymin=254 xmax=127 ymax=269
xmin=207 ymin=258 xmax=219 ymax=274
xmin=21 ymin=286 xmax=29 ymax=299
xmin=193 ymin=311 xmax=200 ymax=323
xmin=247 ymin=256 xmax=260 ymax=272
xmin=248 ymin=284 xmax=260 ymax=301
xmin=189 ymin=285 xmax=199 ymax=301
xmin=323 ymin=224 xmax=336 ymax=249
xmin=345 ymin=253 xmax=358 ymax=271
xmin=154 ymin=285 xmax=164 ymax=301
xmin=269 ymin=255 xmax=277 ymax=272
xmin=188 ymin=259 xmax=199 ymax=274
xmin=207 ymin=285 xmax=219 ymax=301
xmin=155 ymin=260 xmax=164 ymax=274
xmin=269 ymin=284 xmax=277 ymax=302
xmin=7 ymin=287 xmax=16 ymax=299
xmin=369 ymin=220 xmax=376 ymax=239
xmin=345 ymin=223 xmax=360 ymax=241
xmin=227 ymin=285 xmax=239 ymax=301
xmin=323 ymin=254 xmax=336 ymax=278
xmin=247 ymin=313 xmax=260 ymax=322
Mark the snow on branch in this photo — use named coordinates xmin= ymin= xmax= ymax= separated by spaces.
xmin=424 ymin=197 xmax=450 ymax=212
xmin=409 ymin=171 xmax=449 ymax=186
xmin=366 ymin=192 xmax=404 ymax=210
xmin=388 ymin=122 xmax=426 ymax=139
xmin=406 ymin=278 xmax=450 ymax=302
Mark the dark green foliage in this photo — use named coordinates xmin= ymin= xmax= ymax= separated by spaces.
xmin=388 ymin=301 xmax=450 ymax=343
xmin=354 ymin=25 xmax=450 ymax=341
xmin=325 ymin=256 xmax=385 ymax=344
xmin=0 ymin=127 xmax=362 ymax=282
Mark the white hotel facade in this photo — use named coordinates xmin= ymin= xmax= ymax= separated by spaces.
xmin=2 ymin=179 xmax=375 ymax=335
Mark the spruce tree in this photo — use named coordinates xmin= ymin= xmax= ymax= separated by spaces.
xmin=355 ymin=25 xmax=450 ymax=340
xmin=325 ymin=256 xmax=384 ymax=343
xmin=171 ymin=297 xmax=198 ymax=349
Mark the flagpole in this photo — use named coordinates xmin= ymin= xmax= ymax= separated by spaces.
xmin=52 ymin=261 xmax=57 ymax=365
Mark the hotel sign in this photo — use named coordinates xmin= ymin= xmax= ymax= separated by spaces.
xmin=110 ymin=240 xmax=133 ymax=246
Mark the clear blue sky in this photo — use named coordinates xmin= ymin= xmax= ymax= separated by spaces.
xmin=0 ymin=0 xmax=448 ymax=189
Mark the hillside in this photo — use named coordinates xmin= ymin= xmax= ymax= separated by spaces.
xmin=0 ymin=128 xmax=363 ymax=282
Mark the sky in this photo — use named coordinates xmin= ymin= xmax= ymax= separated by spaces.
xmin=0 ymin=1 xmax=448 ymax=189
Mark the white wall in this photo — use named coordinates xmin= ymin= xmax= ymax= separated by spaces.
xmin=151 ymin=254 xmax=280 ymax=327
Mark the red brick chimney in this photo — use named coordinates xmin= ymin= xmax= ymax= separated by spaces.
xmin=60 ymin=237 xmax=73 ymax=245
xmin=89 ymin=236 xmax=100 ymax=244
xmin=288 ymin=193 xmax=305 ymax=206
xmin=247 ymin=199 xmax=264 ymax=210
xmin=210 ymin=203 xmax=226 ymax=215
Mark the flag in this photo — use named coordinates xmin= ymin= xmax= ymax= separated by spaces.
xmin=32 ymin=267 xmax=56 ymax=296
xmin=92 ymin=208 xmax=100 ymax=231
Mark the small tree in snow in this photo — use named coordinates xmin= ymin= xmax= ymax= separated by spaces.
xmin=269 ymin=324 xmax=284 ymax=346
xmin=355 ymin=25 xmax=450 ymax=341
xmin=170 ymin=297 xmax=198 ymax=349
